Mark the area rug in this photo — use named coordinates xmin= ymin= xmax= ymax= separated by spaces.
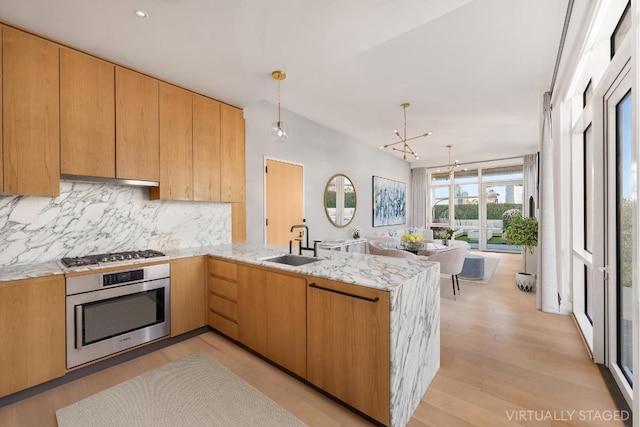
xmin=56 ymin=352 xmax=306 ymax=427
xmin=441 ymin=256 xmax=499 ymax=284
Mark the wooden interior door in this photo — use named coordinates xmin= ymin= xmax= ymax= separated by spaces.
xmin=265 ymin=159 xmax=303 ymax=245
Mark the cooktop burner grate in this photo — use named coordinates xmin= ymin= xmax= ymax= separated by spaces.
xmin=61 ymin=249 xmax=166 ymax=268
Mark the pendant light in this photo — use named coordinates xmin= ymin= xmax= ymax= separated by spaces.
xmin=271 ymin=70 xmax=288 ymax=142
xmin=379 ymin=103 xmax=432 ymax=160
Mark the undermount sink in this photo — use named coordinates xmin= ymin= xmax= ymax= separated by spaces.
xmin=262 ymin=254 xmax=321 ymax=266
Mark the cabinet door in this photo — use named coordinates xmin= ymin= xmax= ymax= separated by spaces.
xmin=60 ymin=48 xmax=115 ymax=177
xmin=170 ymin=256 xmax=206 ymax=336
xmin=3 ymin=27 xmax=60 ymax=196
xmin=232 ymin=202 xmax=247 ymax=243
xmin=307 ymin=279 xmax=390 ymax=425
xmin=115 ymin=67 xmax=160 ymax=181
xmin=193 ymin=94 xmax=221 ymax=202
xmin=266 ymin=271 xmax=306 ymax=377
xmin=237 ymin=266 xmax=268 ymax=355
xmin=151 ymin=83 xmax=193 ymax=200
xmin=237 ymin=266 xmax=306 ymax=377
xmin=0 ymin=276 xmax=65 ymax=398
xmin=220 ymin=104 xmax=245 ymax=202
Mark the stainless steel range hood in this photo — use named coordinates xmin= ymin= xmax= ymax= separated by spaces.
xmin=61 ymin=174 xmax=159 ymax=187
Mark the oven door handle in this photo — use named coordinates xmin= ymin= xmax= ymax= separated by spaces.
xmin=75 ymin=305 xmax=84 ymax=349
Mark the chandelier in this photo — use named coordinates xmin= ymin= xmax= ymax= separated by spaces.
xmin=437 ymin=144 xmax=459 ymax=174
xmin=271 ymin=70 xmax=288 ymax=142
xmin=379 ymin=102 xmax=432 ymax=160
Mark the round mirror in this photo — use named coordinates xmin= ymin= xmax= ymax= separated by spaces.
xmin=324 ymin=174 xmax=357 ymax=227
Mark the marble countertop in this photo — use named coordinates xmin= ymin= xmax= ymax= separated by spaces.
xmin=0 ymin=242 xmax=438 ymax=291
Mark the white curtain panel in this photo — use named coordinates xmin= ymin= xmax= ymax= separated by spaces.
xmin=537 ymin=92 xmax=560 ymax=313
xmin=411 ymin=168 xmax=427 ymax=228
xmin=522 ymin=153 xmax=538 ymax=217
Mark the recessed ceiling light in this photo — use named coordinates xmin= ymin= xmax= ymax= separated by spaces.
xmin=134 ymin=10 xmax=148 ymax=18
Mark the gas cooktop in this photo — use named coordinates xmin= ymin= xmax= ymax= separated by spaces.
xmin=61 ymin=249 xmax=166 ymax=268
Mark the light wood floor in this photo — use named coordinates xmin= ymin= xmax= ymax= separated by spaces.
xmin=0 ymin=252 xmax=626 ymax=427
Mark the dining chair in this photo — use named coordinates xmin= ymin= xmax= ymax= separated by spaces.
xmin=427 ymin=245 xmax=467 ymax=299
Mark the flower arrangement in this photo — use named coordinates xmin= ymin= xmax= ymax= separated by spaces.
xmin=434 ymin=227 xmax=454 ymax=240
xmin=351 ymin=226 xmax=361 ymax=239
xmin=401 ymin=230 xmax=423 ymax=243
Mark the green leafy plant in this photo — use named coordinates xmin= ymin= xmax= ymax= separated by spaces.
xmin=504 ymin=214 xmax=538 ymax=274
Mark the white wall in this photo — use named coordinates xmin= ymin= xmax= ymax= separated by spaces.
xmin=244 ymin=101 xmax=411 ymax=244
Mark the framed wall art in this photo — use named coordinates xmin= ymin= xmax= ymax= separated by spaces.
xmin=372 ymin=176 xmax=406 ymax=227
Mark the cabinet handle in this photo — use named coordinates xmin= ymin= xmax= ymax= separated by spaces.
xmin=308 ymin=283 xmax=379 ymax=303
xmin=75 ymin=305 xmax=84 ymax=349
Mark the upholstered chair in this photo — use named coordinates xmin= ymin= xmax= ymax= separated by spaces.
xmin=427 ymin=245 xmax=467 ymax=299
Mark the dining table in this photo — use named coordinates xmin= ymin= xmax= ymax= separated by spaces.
xmin=380 ymin=240 xmax=450 ymax=256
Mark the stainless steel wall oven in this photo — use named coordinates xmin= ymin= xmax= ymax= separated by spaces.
xmin=66 ymin=263 xmax=170 ymax=369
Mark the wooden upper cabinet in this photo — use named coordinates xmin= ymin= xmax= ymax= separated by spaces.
xmin=150 ymin=83 xmax=193 ymax=201
xmin=2 ymin=27 xmax=60 ymax=196
xmin=220 ymin=104 xmax=245 ymax=202
xmin=115 ymin=67 xmax=160 ymax=181
xmin=193 ymin=94 xmax=221 ymax=202
xmin=60 ymin=48 xmax=115 ymax=178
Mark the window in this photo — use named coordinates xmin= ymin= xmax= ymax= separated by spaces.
xmin=583 ymin=79 xmax=592 ymax=108
xmin=610 ymin=2 xmax=631 ymax=59
xmin=584 ymin=124 xmax=594 ymax=253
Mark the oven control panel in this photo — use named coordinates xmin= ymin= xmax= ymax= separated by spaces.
xmin=103 ymin=269 xmax=144 ymax=286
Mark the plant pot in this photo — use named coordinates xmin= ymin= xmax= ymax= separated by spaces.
xmin=515 ymin=272 xmax=536 ymax=292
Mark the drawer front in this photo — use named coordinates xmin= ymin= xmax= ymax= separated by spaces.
xmin=208 ymin=257 xmax=237 ymax=281
xmin=208 ymin=276 xmax=237 ymax=301
xmin=208 ymin=311 xmax=238 ymax=340
xmin=209 ymin=293 xmax=237 ymax=321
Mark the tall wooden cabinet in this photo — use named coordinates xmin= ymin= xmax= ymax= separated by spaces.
xmin=237 ymin=265 xmax=307 ymax=378
xmin=0 ymin=275 xmax=65 ymax=398
xmin=170 ymin=257 xmax=206 ymax=336
xmin=307 ymin=278 xmax=390 ymax=425
xmin=151 ymin=83 xmax=193 ymax=201
xmin=60 ymin=48 xmax=115 ymax=177
xmin=115 ymin=67 xmax=160 ymax=182
xmin=193 ymin=94 xmax=222 ymax=201
xmin=221 ymin=104 xmax=245 ymax=202
xmin=2 ymin=27 xmax=60 ymax=196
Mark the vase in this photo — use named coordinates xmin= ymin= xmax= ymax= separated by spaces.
xmin=352 ymin=232 xmax=360 ymax=239
xmin=515 ymin=272 xmax=536 ymax=292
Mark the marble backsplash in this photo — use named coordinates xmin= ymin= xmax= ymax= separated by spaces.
xmin=0 ymin=180 xmax=231 ymax=267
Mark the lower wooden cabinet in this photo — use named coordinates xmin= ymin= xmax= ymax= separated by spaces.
xmin=0 ymin=275 xmax=66 ymax=398
xmin=207 ymin=257 xmax=239 ymax=340
xmin=237 ymin=265 xmax=307 ymax=378
xmin=307 ymin=278 xmax=391 ymax=426
xmin=170 ymin=256 xmax=206 ymax=336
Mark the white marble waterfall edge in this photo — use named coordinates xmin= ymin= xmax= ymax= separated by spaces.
xmin=0 ymin=181 xmax=231 ymax=267
xmin=389 ymin=263 xmax=440 ymax=427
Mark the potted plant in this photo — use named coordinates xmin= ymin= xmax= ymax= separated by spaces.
xmin=504 ymin=213 xmax=538 ymax=292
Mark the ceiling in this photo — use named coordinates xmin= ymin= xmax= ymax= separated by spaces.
xmin=0 ymin=0 xmax=570 ymax=167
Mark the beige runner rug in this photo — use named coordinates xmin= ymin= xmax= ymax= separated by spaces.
xmin=56 ymin=352 xmax=306 ymax=427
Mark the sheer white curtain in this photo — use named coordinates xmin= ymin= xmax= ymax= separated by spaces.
xmin=411 ymin=168 xmax=427 ymax=228
xmin=537 ymin=92 xmax=560 ymax=313
xmin=522 ymin=153 xmax=538 ymax=217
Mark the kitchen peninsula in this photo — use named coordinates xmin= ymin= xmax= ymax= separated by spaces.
xmin=205 ymin=243 xmax=440 ymax=427
xmin=0 ymin=243 xmax=439 ymax=427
